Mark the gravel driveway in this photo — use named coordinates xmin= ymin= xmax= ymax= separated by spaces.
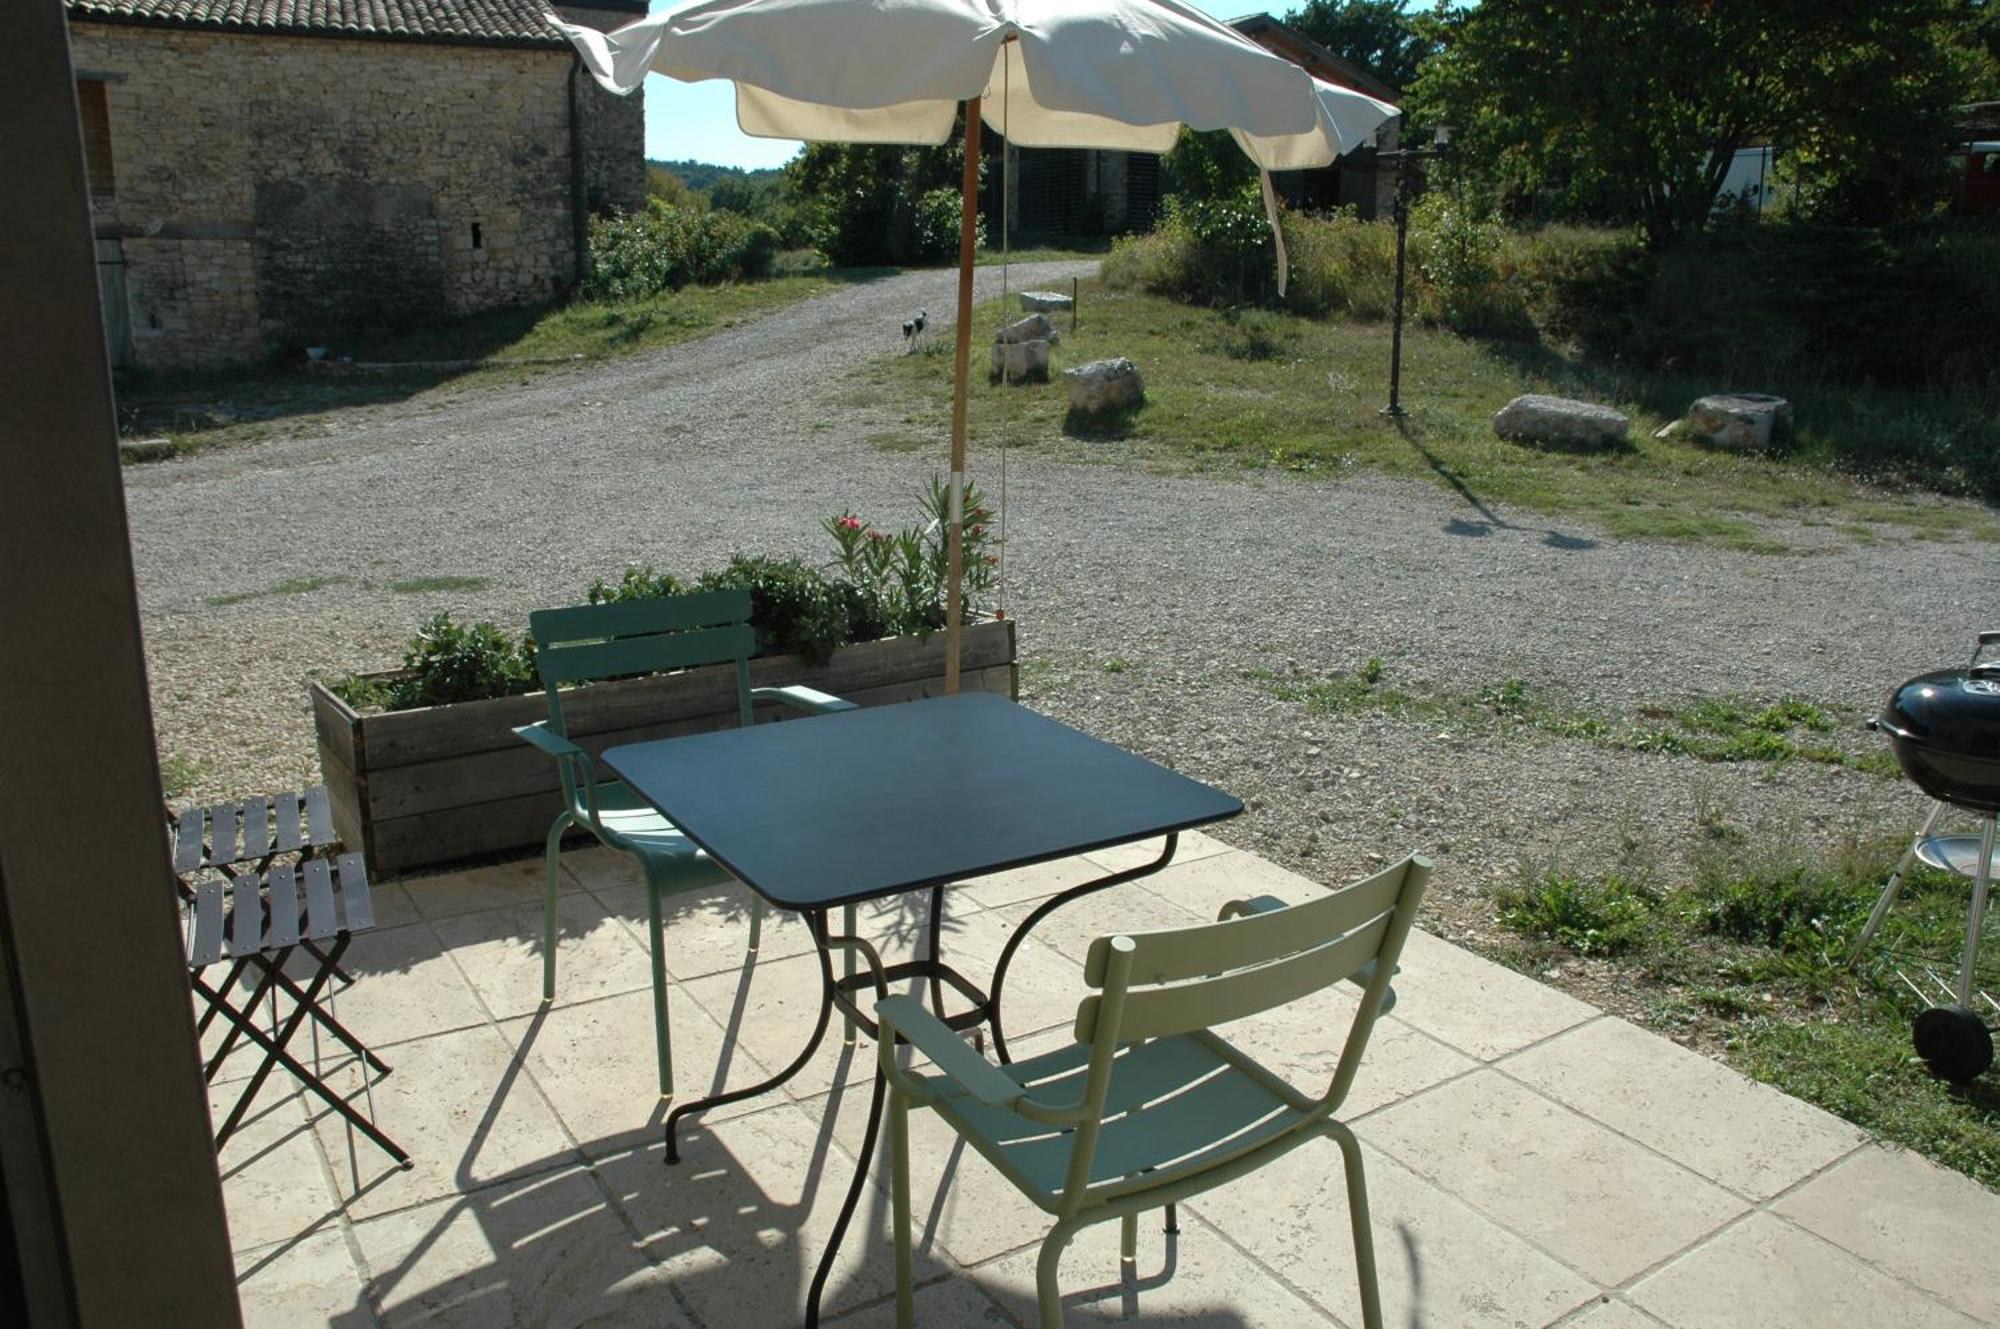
xmin=128 ymin=259 xmax=1999 ymax=943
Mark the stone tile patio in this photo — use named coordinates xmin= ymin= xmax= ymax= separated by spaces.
xmin=214 ymin=834 xmax=2000 ymax=1327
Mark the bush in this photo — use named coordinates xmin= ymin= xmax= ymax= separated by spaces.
xmin=1497 ymin=870 xmax=1656 ymax=956
xmin=582 ymin=200 xmax=778 ymax=300
xmin=912 ymin=187 xmax=986 ymax=263
xmin=1681 ymin=846 xmax=1876 ymax=949
xmin=693 ymin=555 xmax=853 ymax=667
xmin=375 ymin=613 xmax=538 ymax=710
xmin=1279 ymin=208 xmax=1399 ymax=320
xmin=1103 ymin=184 xmax=1275 ymax=306
xmin=586 ymin=564 xmax=685 ymax=605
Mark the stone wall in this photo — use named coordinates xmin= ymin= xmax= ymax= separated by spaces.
xmin=70 ymin=20 xmax=642 ymax=370
xmin=559 ymin=5 xmax=647 ymax=220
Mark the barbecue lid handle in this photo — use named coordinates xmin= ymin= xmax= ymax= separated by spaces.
xmin=1974 ymin=632 xmax=2000 ymax=668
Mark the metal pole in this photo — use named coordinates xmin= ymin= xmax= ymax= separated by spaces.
xmin=1382 ymin=152 xmax=1410 ymax=419
xmin=943 ymin=98 xmax=982 ymax=695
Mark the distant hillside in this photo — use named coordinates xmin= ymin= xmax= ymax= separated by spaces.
xmin=648 ymin=159 xmax=785 ymax=191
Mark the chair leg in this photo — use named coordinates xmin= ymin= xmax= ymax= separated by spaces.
xmin=1036 ymin=1222 xmax=1077 ymax=1329
xmin=1120 ymin=1213 xmax=1138 ymax=1262
xmin=1329 ymin=1121 xmax=1384 ymax=1329
xmin=890 ymin=1088 xmax=915 ymax=1329
xmin=646 ymin=871 xmax=674 ymax=1102
xmin=542 ymin=811 xmax=573 ymax=1003
xmin=747 ymin=892 xmax=763 ymax=953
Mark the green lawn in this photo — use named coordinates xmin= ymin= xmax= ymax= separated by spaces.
xmin=858 ymin=282 xmax=2000 ymax=552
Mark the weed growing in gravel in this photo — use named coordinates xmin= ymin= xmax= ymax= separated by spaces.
xmin=1253 ymin=661 xmax=1889 ymax=778
xmin=390 ymin=576 xmax=491 ymax=595
xmin=205 ymin=575 xmax=350 ymax=607
xmin=158 ymin=751 xmax=205 ymax=800
xmin=1497 ymin=869 xmax=1657 ymax=956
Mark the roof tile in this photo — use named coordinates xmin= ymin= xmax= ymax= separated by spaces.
xmin=65 ymin=0 xmax=580 ymax=46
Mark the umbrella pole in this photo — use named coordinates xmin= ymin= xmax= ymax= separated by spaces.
xmin=944 ymin=96 xmax=981 ymax=694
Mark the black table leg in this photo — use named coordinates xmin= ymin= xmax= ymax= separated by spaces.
xmin=804 ymin=1062 xmax=887 ymax=1329
xmin=987 ymin=834 xmax=1180 ymax=1064
xmin=666 ymin=909 xmax=839 ymax=1164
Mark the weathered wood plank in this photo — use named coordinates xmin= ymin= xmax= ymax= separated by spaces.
xmin=308 ymin=679 xmax=358 ymax=772
xmin=352 ymin=621 xmax=1014 ymax=769
xmin=316 ymin=738 xmax=369 ymax=869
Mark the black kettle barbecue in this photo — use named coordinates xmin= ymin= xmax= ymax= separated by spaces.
xmin=1853 ymin=631 xmax=2000 ymax=1083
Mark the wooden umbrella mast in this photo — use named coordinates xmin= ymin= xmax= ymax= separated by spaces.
xmin=943 ymin=95 xmax=982 ymax=694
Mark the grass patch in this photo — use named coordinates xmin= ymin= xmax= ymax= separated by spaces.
xmin=1491 ymin=836 xmax=2000 ymax=1187
xmin=205 ymin=575 xmax=349 ymax=607
xmin=389 ymin=575 xmax=491 ymax=595
xmin=1254 ymin=660 xmax=1888 ymax=778
xmin=158 ymin=751 xmax=204 ymax=800
xmin=861 ymin=282 xmax=2000 ymax=551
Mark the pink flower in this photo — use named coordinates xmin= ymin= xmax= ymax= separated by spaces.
xmin=968 ymin=524 xmax=987 ymax=537
xmin=836 ymin=515 xmax=863 ymax=532
xmin=867 ymin=528 xmax=890 ymax=541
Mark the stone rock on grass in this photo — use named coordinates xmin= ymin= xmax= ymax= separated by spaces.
xmin=992 ymin=338 xmax=1052 ymax=383
xmin=1685 ymin=393 xmax=1793 ymax=453
xmin=1019 ymin=290 xmax=1074 ymax=314
xmin=1064 ymin=357 xmax=1144 ymax=415
xmin=997 ymin=312 xmax=1058 ymax=345
xmin=1493 ymin=394 xmax=1630 ymax=451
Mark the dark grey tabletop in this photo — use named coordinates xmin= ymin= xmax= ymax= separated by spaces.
xmin=602 ymin=692 xmax=1242 ymax=911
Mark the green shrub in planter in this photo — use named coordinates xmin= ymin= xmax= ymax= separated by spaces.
xmin=694 ymin=555 xmax=852 ymax=667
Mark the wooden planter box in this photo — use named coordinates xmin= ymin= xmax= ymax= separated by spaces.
xmin=311 ymin=619 xmax=1017 ymax=877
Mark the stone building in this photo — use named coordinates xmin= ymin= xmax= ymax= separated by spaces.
xmin=66 ymin=0 xmax=647 ymax=370
xmin=997 ymin=11 xmax=1402 ymax=237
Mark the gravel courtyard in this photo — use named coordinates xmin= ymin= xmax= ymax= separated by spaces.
xmin=127 ymin=259 xmax=1997 ymax=963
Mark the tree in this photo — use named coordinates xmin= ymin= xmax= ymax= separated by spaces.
xmin=785 ymin=113 xmax=978 ymax=265
xmin=1411 ymin=0 xmax=1990 ymax=243
xmin=1281 ymin=0 xmax=1436 ymax=90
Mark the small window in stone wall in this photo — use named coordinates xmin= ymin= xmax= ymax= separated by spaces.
xmin=77 ymin=79 xmax=114 ymax=201
xmin=471 ymin=223 xmax=484 ymax=250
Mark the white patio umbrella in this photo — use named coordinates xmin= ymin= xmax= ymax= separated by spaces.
xmin=553 ymin=0 xmax=1396 ymax=688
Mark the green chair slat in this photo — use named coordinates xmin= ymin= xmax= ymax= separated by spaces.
xmin=529 ymin=587 xmax=751 ymax=646
xmin=241 ymin=794 xmax=271 ymax=862
xmin=1083 ymin=859 xmax=1404 ymax=987
xmin=1078 ymin=911 xmax=1393 ymax=1044
xmin=273 ymin=790 xmax=303 ymax=855
xmin=536 ymin=622 xmax=758 ymax=688
xmin=303 ymin=785 xmax=335 ymax=847
xmin=301 ymin=858 xmax=338 ymax=942
xmin=265 ymin=864 xmax=301 ymax=948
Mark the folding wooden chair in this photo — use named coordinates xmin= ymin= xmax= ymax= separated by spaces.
xmin=185 ymin=851 xmax=408 ymax=1167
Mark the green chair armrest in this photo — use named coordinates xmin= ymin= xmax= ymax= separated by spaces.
xmin=1218 ymin=893 xmax=1398 ymax=1011
xmin=513 ymin=721 xmax=587 ymax=760
xmin=751 ymin=685 xmax=858 ymax=716
xmin=876 ymin=996 xmax=1023 ymax=1108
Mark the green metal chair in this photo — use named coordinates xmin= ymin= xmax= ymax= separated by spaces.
xmin=879 ymin=854 xmax=1431 ymax=1329
xmin=515 ymin=588 xmax=857 ymax=1101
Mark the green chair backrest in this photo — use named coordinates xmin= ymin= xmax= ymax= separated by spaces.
xmin=1075 ymin=854 xmax=1430 ymax=1121
xmin=528 ymin=589 xmax=758 ymax=744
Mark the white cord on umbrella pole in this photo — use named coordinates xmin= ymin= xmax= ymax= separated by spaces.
xmin=997 ymin=44 xmax=1013 ymax=620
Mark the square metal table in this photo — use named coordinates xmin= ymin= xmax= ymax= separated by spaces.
xmin=602 ymin=691 xmax=1241 ymax=1326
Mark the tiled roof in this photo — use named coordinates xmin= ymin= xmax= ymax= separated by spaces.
xmin=63 ymin=0 xmax=586 ymax=48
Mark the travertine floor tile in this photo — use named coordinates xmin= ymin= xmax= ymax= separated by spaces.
xmin=954 ymin=854 xmax=1111 ymax=911
xmin=593 ymin=874 xmax=817 ymax=977
xmin=306 ymin=921 xmax=490 ymax=1051
xmin=1559 ymin=1297 xmax=1673 ymax=1328
xmin=213 ymin=1081 xmax=343 ymax=1253
xmin=595 ymin=1103 xmax=949 ymax=1327
xmin=1382 ymin=928 xmax=1595 ymax=1061
xmin=1773 ymin=1145 xmax=2000 ymax=1325
xmin=352 ymin=1166 xmax=687 ymax=1328
xmin=1081 ymin=828 xmax=1235 ymax=875
xmin=825 ymin=1273 xmax=1017 ymax=1327
xmin=403 ymin=856 xmax=580 ymax=920
xmin=977 ymin=1207 xmax=1343 ymax=1327
xmin=1194 ymin=1137 xmax=1599 ymax=1329
xmin=234 ymin=1228 xmax=369 ymax=1329
xmin=1630 ymin=1213 xmax=1979 ymax=1329
xmin=1502 ymin=1016 xmax=1864 ymax=1200
xmin=432 ymin=892 xmax=652 ymax=1019
xmin=309 ymin=1023 xmax=575 ymax=1221
xmin=499 ymin=987 xmax=768 ymax=1157
xmin=1363 ymin=1071 xmax=1745 ymax=1284
xmin=1126 ymin=846 xmax=1337 ymax=922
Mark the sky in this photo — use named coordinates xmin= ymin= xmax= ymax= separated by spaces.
xmin=637 ymin=0 xmax=1263 ymax=170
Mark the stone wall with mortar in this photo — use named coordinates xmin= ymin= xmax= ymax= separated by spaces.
xmin=70 ymin=19 xmax=641 ymax=370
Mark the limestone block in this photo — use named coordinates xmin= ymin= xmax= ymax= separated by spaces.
xmin=1492 ymin=394 xmax=1629 ymax=450
xmin=1683 ymin=393 xmax=1793 ymax=453
xmin=1018 ymin=290 xmax=1074 ymax=314
xmin=1064 ymin=357 xmax=1144 ymax=414
xmin=991 ymin=339 xmax=1051 ymax=383
xmin=995 ymin=312 xmax=1057 ymax=345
